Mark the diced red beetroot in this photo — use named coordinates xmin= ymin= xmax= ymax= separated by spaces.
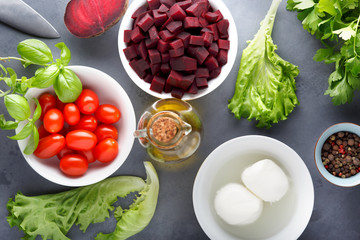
xmin=186 ymin=46 xmax=197 ymax=57
xmin=157 ymin=39 xmax=168 ymax=53
xmin=158 ymin=4 xmax=169 ymax=13
xmin=148 ymin=49 xmax=161 ymax=64
xmin=153 ymin=10 xmax=168 ymax=27
xmin=217 ymin=49 xmax=228 ymax=66
xmin=198 ymin=17 xmax=209 ymax=28
xmin=150 ymin=63 xmax=161 ymax=75
xmin=209 ymin=67 xmax=221 ymax=79
xmin=148 ymin=0 xmax=161 ymax=10
xmin=171 ymin=87 xmax=184 ymax=99
xmin=161 ymin=63 xmax=171 ymax=74
xmin=162 ymin=52 xmax=170 ymax=63
xmin=218 ymin=39 xmax=230 ymax=50
xmin=181 ymin=74 xmax=195 ymax=89
xmin=204 ymin=55 xmax=219 ymax=70
xmin=164 ymin=82 xmax=173 ymax=93
xmin=169 ymin=39 xmax=183 ymax=49
xmin=189 ymin=35 xmax=204 ymax=46
xmin=186 ymin=2 xmax=208 ymax=17
xmin=169 ymin=4 xmax=187 ymax=21
xmin=177 ymin=0 xmax=192 ymax=10
xmin=166 ymin=70 xmax=181 ymax=85
xmin=214 ymin=9 xmax=223 ymax=22
xmin=195 ymin=47 xmax=209 ymax=65
xmin=195 ymin=68 xmax=210 ymax=78
xmin=217 ymin=19 xmax=229 ymax=37
xmin=167 ymin=71 xmax=194 ymax=90
xmin=132 ymin=5 xmax=148 ymax=19
xmin=176 ymin=32 xmax=191 ymax=47
xmin=196 ymin=77 xmax=208 ymax=88
xmin=138 ymin=58 xmax=151 ymax=72
xmin=184 ymin=17 xmax=201 ymax=29
xmin=145 ymin=38 xmax=158 ymax=49
xmin=123 ymin=45 xmax=138 ymax=60
xmin=200 ymin=27 xmax=212 ymax=34
xmin=130 ymin=59 xmax=148 ymax=79
xmin=170 ymin=56 xmax=197 ymax=71
xmin=131 ymin=26 xmax=145 ymax=43
xmin=207 ymin=24 xmax=219 ymax=40
xmin=159 ymin=30 xmax=175 ymax=41
xmin=161 ymin=17 xmax=175 ymax=31
xmin=150 ymin=75 xmax=166 ymax=93
xmin=202 ymin=31 xmax=213 ymax=47
xmin=187 ymin=82 xmax=198 ymax=94
xmin=205 ymin=12 xmax=218 ymax=23
xmin=144 ymin=73 xmax=153 ymax=83
xmin=160 ymin=0 xmax=176 ymax=8
xmin=166 ymin=21 xmax=183 ymax=34
xmin=169 ymin=47 xmax=184 ymax=57
xmin=208 ymin=42 xmax=219 ymax=57
xmin=149 ymin=26 xmax=159 ymax=40
xmin=138 ymin=40 xmax=148 ymax=59
xmin=137 ymin=13 xmax=154 ymax=32
xmin=124 ymin=30 xmax=132 ymax=43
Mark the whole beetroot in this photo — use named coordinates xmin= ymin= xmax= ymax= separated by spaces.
xmin=64 ymin=0 xmax=128 ymax=38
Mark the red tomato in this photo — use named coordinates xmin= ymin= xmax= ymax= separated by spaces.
xmin=71 ymin=115 xmax=98 ymax=132
xmin=75 ymin=89 xmax=99 ymax=114
xmin=33 ymin=134 xmax=65 ymax=159
xmin=63 ymin=103 xmax=80 ymax=125
xmin=95 ymin=104 xmax=121 ymax=124
xmin=38 ymin=124 xmax=50 ymax=139
xmin=94 ymin=124 xmax=118 ymax=141
xmin=66 ymin=130 xmax=97 ymax=151
xmin=78 ymin=150 xmax=96 ymax=163
xmin=55 ymin=96 xmax=66 ymax=111
xmin=38 ymin=92 xmax=56 ymax=121
xmin=59 ymin=154 xmax=88 ymax=176
xmin=43 ymin=109 xmax=64 ymax=133
xmin=57 ymin=145 xmax=76 ymax=160
xmin=94 ymin=138 xmax=118 ymax=163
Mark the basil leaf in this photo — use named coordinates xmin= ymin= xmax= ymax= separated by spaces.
xmin=4 ymin=94 xmax=31 ymax=121
xmin=32 ymin=98 xmax=41 ymax=122
xmin=8 ymin=121 xmax=33 ymax=140
xmin=23 ymin=125 xmax=39 ymax=155
xmin=32 ymin=64 xmax=60 ymax=88
xmin=17 ymin=39 xmax=53 ymax=65
xmin=7 ymin=67 xmax=17 ymax=83
xmin=54 ymin=68 xmax=82 ymax=103
xmin=55 ymin=42 xmax=71 ymax=66
xmin=0 ymin=114 xmax=18 ymax=130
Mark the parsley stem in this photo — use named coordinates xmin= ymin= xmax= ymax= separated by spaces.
xmin=0 ymin=57 xmax=24 ymax=62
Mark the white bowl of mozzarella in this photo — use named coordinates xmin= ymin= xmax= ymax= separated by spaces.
xmin=193 ymin=135 xmax=314 ymax=240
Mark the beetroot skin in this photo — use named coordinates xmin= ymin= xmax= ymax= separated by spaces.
xmin=64 ymin=0 xmax=129 ymax=38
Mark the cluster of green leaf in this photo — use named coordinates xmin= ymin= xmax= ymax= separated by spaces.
xmin=0 ymin=39 xmax=82 ymax=154
xmin=287 ymin=0 xmax=360 ymax=105
xmin=228 ymin=0 xmax=299 ymax=128
xmin=7 ymin=161 xmax=159 ymax=240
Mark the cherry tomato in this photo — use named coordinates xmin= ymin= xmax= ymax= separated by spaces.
xmin=63 ymin=103 xmax=80 ymax=125
xmin=33 ymin=134 xmax=65 ymax=159
xmin=71 ymin=115 xmax=98 ymax=132
xmin=59 ymin=154 xmax=88 ymax=176
xmin=78 ymin=150 xmax=96 ymax=163
xmin=43 ymin=109 xmax=64 ymax=133
xmin=94 ymin=124 xmax=118 ymax=141
xmin=95 ymin=104 xmax=121 ymax=124
xmin=38 ymin=124 xmax=50 ymax=139
xmin=94 ymin=138 xmax=118 ymax=163
xmin=38 ymin=92 xmax=56 ymax=121
xmin=57 ymin=145 xmax=76 ymax=160
xmin=55 ymin=96 xmax=66 ymax=111
xmin=75 ymin=89 xmax=99 ymax=114
xmin=66 ymin=130 xmax=97 ymax=151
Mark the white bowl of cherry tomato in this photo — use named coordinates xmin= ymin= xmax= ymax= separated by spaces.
xmin=16 ymin=66 xmax=136 ymax=187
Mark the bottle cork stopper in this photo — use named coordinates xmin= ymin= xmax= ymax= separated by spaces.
xmin=151 ymin=116 xmax=178 ymax=143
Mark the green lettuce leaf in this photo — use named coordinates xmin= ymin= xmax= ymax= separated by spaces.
xmin=228 ymin=0 xmax=299 ymax=128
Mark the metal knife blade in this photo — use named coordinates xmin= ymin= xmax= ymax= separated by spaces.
xmin=0 ymin=0 xmax=60 ymax=38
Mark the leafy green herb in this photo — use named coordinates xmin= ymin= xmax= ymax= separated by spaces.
xmin=7 ymin=161 xmax=159 ymax=240
xmin=0 ymin=39 xmax=82 ymax=154
xmin=228 ymin=0 xmax=299 ymax=128
xmin=287 ymin=0 xmax=360 ymax=105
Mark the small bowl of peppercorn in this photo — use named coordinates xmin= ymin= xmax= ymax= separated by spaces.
xmin=315 ymin=122 xmax=360 ymax=187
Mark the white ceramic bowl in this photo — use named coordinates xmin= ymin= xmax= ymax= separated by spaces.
xmin=193 ymin=135 xmax=314 ymax=240
xmin=16 ymin=66 xmax=136 ymax=187
xmin=118 ymin=0 xmax=238 ymax=100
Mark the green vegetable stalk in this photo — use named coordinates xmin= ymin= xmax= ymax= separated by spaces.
xmin=228 ymin=0 xmax=299 ymax=128
xmin=0 ymin=39 xmax=82 ymax=154
xmin=7 ymin=161 xmax=159 ymax=240
xmin=287 ymin=0 xmax=360 ymax=105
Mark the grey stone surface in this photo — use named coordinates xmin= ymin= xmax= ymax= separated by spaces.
xmin=1 ymin=0 xmax=360 ymax=239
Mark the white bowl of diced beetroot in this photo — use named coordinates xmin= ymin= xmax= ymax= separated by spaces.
xmin=118 ymin=0 xmax=238 ymax=100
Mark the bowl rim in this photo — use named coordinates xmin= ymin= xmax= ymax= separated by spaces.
xmin=16 ymin=65 xmax=136 ymax=187
xmin=314 ymin=122 xmax=360 ymax=187
xmin=193 ymin=135 xmax=314 ymax=240
xmin=118 ymin=0 xmax=238 ymax=100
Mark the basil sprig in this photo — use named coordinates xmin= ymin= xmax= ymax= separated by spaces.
xmin=0 ymin=39 xmax=82 ymax=154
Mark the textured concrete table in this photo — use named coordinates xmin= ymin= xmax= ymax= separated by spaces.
xmin=1 ymin=0 xmax=360 ymax=239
